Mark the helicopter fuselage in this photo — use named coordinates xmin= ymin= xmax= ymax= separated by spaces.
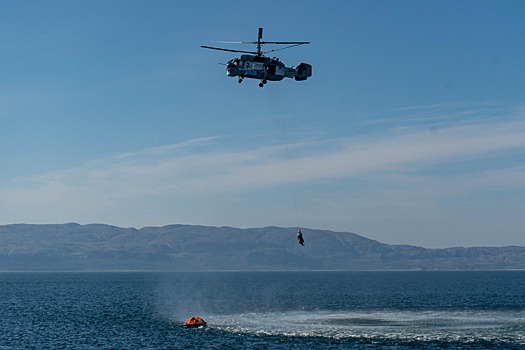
xmin=226 ymin=54 xmax=312 ymax=86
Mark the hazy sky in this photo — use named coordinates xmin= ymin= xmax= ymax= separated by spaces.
xmin=1 ymin=1 xmax=525 ymax=248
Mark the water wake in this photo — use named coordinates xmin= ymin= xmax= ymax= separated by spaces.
xmin=207 ymin=309 xmax=525 ymax=343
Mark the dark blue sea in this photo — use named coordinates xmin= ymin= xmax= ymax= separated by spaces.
xmin=1 ymin=271 xmax=524 ymax=349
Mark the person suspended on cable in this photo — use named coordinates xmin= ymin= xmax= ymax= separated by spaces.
xmin=297 ymin=229 xmax=304 ymax=246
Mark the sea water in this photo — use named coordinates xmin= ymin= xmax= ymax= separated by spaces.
xmin=1 ymin=271 xmax=524 ymax=349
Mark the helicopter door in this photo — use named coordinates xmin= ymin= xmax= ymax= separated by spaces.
xmin=253 ymin=63 xmax=264 ymax=71
xmin=275 ymin=65 xmax=285 ymax=77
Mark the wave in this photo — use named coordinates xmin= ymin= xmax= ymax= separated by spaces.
xmin=206 ymin=309 xmax=525 ymax=343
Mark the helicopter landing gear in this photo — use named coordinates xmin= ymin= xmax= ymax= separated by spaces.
xmin=259 ymin=79 xmax=267 ymax=88
xmin=238 ymin=77 xmax=243 ymax=83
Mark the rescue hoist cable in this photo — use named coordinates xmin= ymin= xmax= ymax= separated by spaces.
xmin=276 ymin=85 xmax=301 ymax=232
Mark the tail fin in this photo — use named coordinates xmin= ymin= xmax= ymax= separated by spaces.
xmin=294 ymin=63 xmax=312 ymax=81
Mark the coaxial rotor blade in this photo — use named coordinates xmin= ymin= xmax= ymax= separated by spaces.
xmin=213 ymin=41 xmax=252 ymax=44
xmin=261 ymin=41 xmax=310 ymax=45
xmin=201 ymin=45 xmax=257 ymax=55
xmin=262 ymin=43 xmax=310 ymax=54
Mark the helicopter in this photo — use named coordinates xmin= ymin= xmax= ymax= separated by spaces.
xmin=201 ymin=28 xmax=312 ymax=87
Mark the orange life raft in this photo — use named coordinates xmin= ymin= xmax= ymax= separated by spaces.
xmin=183 ymin=316 xmax=207 ymax=328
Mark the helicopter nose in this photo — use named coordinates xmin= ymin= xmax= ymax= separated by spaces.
xmin=226 ymin=67 xmax=238 ymax=76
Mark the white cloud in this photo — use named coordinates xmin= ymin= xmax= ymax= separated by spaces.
xmin=1 ymin=103 xmax=525 ymax=246
xmin=3 ymin=115 xmax=525 ymax=198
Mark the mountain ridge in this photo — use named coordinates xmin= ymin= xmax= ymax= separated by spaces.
xmin=1 ymin=223 xmax=524 ymax=271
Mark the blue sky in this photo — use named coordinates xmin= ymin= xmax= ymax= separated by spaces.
xmin=1 ymin=1 xmax=525 ymax=247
